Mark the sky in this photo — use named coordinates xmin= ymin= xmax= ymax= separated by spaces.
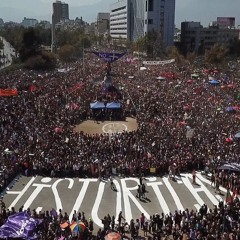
xmin=0 ymin=0 xmax=239 ymax=28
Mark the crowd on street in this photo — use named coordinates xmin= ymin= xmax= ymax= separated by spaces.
xmin=0 ymin=50 xmax=240 ymax=239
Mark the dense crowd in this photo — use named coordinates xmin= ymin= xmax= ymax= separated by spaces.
xmin=0 ymin=50 xmax=240 ymax=239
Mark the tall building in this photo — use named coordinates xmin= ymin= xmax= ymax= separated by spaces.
xmin=52 ymin=1 xmax=69 ymax=52
xmin=52 ymin=1 xmax=69 ymax=25
xmin=110 ymin=0 xmax=175 ymax=47
xmin=110 ymin=0 xmax=130 ymax=40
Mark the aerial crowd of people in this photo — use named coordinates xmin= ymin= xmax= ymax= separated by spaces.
xmin=0 ymin=49 xmax=240 ymax=239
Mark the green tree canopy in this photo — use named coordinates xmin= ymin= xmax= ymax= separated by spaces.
xmin=58 ymin=44 xmax=76 ymax=61
xmin=19 ymin=27 xmax=41 ymax=61
xmin=204 ymin=43 xmax=228 ymax=64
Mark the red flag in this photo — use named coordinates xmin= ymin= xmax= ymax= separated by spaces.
xmin=29 ymin=85 xmax=36 ymax=92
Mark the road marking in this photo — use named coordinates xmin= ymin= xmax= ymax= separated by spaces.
xmin=69 ymin=179 xmax=97 ymax=221
xmin=92 ymin=182 xmax=105 ymax=227
xmin=194 ymin=204 xmax=200 ymax=211
xmin=36 ymin=207 xmax=42 ymax=213
xmin=181 ymin=174 xmax=204 ymax=207
xmin=196 ymin=173 xmax=227 ymax=193
xmin=147 ymin=181 xmax=170 ymax=215
xmin=23 ymin=183 xmax=51 ymax=210
xmin=121 ymin=178 xmax=150 ymax=223
xmin=162 ymin=177 xmax=184 ymax=211
xmin=52 ymin=178 xmax=74 ymax=212
xmin=113 ymin=179 xmax=122 ymax=217
xmin=8 ymin=177 xmax=36 ymax=209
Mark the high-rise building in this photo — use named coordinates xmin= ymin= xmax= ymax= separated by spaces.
xmin=110 ymin=0 xmax=175 ymax=47
xmin=52 ymin=1 xmax=69 ymax=52
xmin=52 ymin=1 xmax=69 ymax=25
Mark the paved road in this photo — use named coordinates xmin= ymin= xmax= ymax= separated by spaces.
xmin=0 ymin=37 xmax=15 ymax=69
xmin=2 ymin=173 xmax=227 ymax=229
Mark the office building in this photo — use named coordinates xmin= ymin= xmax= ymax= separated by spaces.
xmin=96 ymin=13 xmax=110 ymax=36
xmin=110 ymin=0 xmax=176 ymax=47
xmin=52 ymin=1 xmax=69 ymax=25
xmin=52 ymin=1 xmax=69 ymax=52
xmin=21 ymin=17 xmax=38 ymax=28
xmin=181 ymin=21 xmax=239 ymax=54
xmin=110 ymin=0 xmax=130 ymax=40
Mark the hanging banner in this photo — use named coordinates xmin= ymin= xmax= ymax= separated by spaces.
xmin=143 ymin=59 xmax=175 ymax=65
xmin=92 ymin=52 xmax=126 ymax=63
xmin=0 ymin=89 xmax=18 ymax=96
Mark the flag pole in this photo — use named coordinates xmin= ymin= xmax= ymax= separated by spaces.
xmin=82 ymin=40 xmax=85 ymax=74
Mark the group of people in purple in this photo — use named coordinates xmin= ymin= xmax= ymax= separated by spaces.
xmin=0 ymin=49 xmax=240 ymax=239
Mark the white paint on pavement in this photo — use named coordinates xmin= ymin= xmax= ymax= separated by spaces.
xmin=121 ymin=178 xmax=150 ymax=224
xmin=162 ymin=177 xmax=184 ymax=211
xmin=91 ymin=182 xmax=105 ymax=227
xmin=36 ymin=207 xmax=42 ymax=213
xmin=52 ymin=178 xmax=74 ymax=212
xmin=7 ymin=177 xmax=36 ymax=209
xmin=147 ymin=181 xmax=170 ymax=215
xmin=69 ymin=179 xmax=97 ymax=221
xmin=196 ymin=173 xmax=227 ymax=193
xmin=113 ymin=179 xmax=122 ymax=218
xmin=181 ymin=174 xmax=205 ymax=207
xmin=23 ymin=183 xmax=51 ymax=210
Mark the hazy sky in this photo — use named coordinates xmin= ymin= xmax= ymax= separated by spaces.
xmin=0 ymin=0 xmax=239 ymax=28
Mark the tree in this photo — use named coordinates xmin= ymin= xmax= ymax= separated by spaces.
xmin=204 ymin=43 xmax=228 ymax=65
xmin=19 ymin=27 xmax=41 ymax=61
xmin=186 ymin=52 xmax=197 ymax=66
xmin=166 ymin=46 xmax=184 ymax=65
xmin=136 ymin=30 xmax=164 ymax=57
xmin=58 ymin=44 xmax=75 ymax=61
xmin=25 ymin=51 xmax=57 ymax=70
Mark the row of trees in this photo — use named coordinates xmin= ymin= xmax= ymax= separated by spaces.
xmin=0 ymin=26 xmax=239 ymax=70
xmin=0 ymin=26 xmax=96 ymax=69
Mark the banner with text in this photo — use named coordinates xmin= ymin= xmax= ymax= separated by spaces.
xmin=0 ymin=89 xmax=18 ymax=96
xmin=143 ymin=59 xmax=175 ymax=65
xmin=92 ymin=52 xmax=126 ymax=63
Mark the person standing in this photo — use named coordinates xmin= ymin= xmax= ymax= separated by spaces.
xmin=118 ymin=211 xmax=125 ymax=227
xmin=142 ymin=183 xmax=146 ymax=199
xmin=192 ymin=169 xmax=196 ymax=184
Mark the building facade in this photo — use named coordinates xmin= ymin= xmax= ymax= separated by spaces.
xmin=52 ymin=1 xmax=69 ymax=26
xmin=110 ymin=0 xmax=175 ymax=47
xmin=52 ymin=1 xmax=69 ymax=52
xmin=21 ymin=17 xmax=38 ymax=28
xmin=96 ymin=13 xmax=110 ymax=36
xmin=181 ymin=21 xmax=239 ymax=54
xmin=110 ymin=0 xmax=130 ymax=40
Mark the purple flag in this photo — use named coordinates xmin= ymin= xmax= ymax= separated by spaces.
xmin=50 ymin=208 xmax=58 ymax=218
xmin=92 ymin=52 xmax=126 ymax=63
xmin=0 ymin=211 xmax=42 ymax=239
